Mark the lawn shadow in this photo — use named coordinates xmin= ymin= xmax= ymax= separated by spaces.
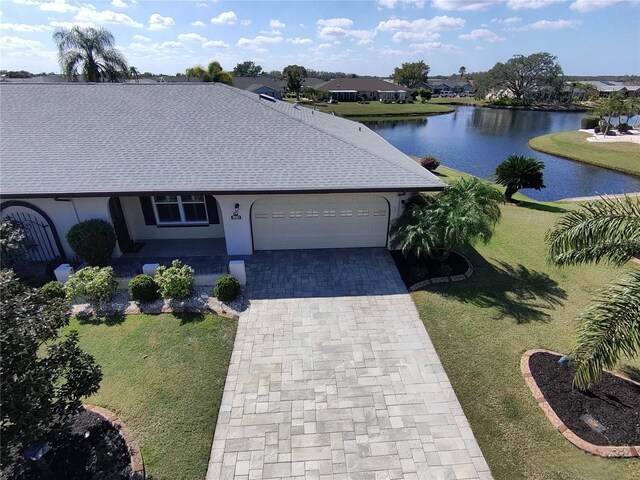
xmin=516 ymin=200 xmax=569 ymax=214
xmin=173 ymin=312 xmax=206 ymax=325
xmin=77 ymin=314 xmax=126 ymax=326
xmin=620 ymin=365 xmax=640 ymax=383
xmin=433 ymin=248 xmax=567 ymax=324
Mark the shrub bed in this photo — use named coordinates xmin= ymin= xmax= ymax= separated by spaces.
xmin=40 ymin=281 xmax=66 ymax=300
xmin=65 ymin=266 xmax=118 ymax=307
xmin=391 ymin=250 xmax=470 ymax=288
xmin=214 ymin=275 xmax=241 ymax=302
xmin=66 ymin=219 xmax=116 ymax=266
xmin=129 ymin=274 xmax=160 ymax=303
xmin=155 ymin=260 xmax=194 ymax=300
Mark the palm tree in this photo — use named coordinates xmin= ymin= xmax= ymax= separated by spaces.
xmin=128 ymin=66 xmax=139 ymax=83
xmin=494 ymin=155 xmax=546 ymax=203
xmin=546 ymin=195 xmax=640 ymax=389
xmin=185 ymin=61 xmax=233 ymax=85
xmin=459 ymin=66 xmax=466 ymax=79
xmin=53 ymin=26 xmax=127 ymax=83
xmin=391 ymin=177 xmax=502 ymax=262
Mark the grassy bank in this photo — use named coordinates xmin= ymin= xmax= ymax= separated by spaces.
xmin=529 ymin=131 xmax=640 ymax=177
xmin=64 ymin=313 xmax=237 ymax=480
xmin=297 ymin=100 xmax=454 ymax=118
xmin=413 ymin=166 xmax=639 ymax=480
xmin=430 ymin=97 xmax=484 ymax=106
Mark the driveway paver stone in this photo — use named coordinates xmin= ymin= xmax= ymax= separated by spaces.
xmin=207 ymin=249 xmax=492 ymax=480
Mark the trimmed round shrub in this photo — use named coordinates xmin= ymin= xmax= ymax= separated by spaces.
xmin=214 ymin=274 xmax=241 ymax=302
xmin=155 ymin=260 xmax=194 ymax=300
xmin=421 ymin=155 xmax=441 ymax=172
xmin=40 ymin=281 xmax=66 ymax=300
xmin=64 ymin=266 xmax=118 ymax=306
xmin=66 ymin=219 xmax=116 ymax=266
xmin=129 ymin=274 xmax=160 ymax=302
xmin=617 ymin=123 xmax=631 ymax=133
xmin=580 ymin=116 xmax=599 ymax=129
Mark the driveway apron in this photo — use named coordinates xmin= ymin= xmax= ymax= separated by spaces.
xmin=207 ymin=249 xmax=492 ymax=480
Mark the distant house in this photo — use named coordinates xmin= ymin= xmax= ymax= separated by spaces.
xmin=413 ymin=79 xmax=474 ymax=95
xmin=580 ymin=81 xmax=640 ymax=98
xmin=232 ymin=76 xmax=325 ymax=99
xmin=316 ymin=78 xmax=408 ymax=102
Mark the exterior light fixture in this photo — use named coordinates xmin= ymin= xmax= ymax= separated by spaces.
xmin=231 ymin=203 xmax=241 ymax=220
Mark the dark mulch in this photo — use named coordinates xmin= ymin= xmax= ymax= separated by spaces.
xmin=16 ymin=410 xmax=131 ymax=480
xmin=391 ymin=250 xmax=469 ymax=288
xmin=530 ymin=352 xmax=640 ymax=446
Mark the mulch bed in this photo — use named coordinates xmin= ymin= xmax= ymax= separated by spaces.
xmin=391 ymin=250 xmax=469 ymax=288
xmin=529 ymin=352 xmax=640 ymax=447
xmin=19 ymin=410 xmax=131 ymax=480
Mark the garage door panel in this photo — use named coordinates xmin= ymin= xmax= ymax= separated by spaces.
xmin=252 ymin=194 xmax=389 ymax=250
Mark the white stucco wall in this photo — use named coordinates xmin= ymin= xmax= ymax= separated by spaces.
xmin=119 ymin=196 xmax=225 ymax=241
xmin=0 ymin=197 xmax=117 ymax=259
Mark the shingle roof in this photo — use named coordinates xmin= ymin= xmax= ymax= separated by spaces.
xmin=0 ymin=83 xmax=446 ymax=197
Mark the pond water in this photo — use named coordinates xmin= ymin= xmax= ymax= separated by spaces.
xmin=365 ymin=106 xmax=640 ymax=201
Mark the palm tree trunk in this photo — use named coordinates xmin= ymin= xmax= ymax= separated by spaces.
xmin=504 ymin=187 xmax=517 ymax=203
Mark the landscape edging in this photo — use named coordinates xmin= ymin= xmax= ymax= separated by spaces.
xmin=408 ymin=252 xmax=474 ymax=292
xmin=83 ymin=404 xmax=145 ymax=479
xmin=520 ymin=348 xmax=640 ymax=458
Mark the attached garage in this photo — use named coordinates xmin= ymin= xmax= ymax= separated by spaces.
xmin=251 ymin=194 xmax=390 ymax=250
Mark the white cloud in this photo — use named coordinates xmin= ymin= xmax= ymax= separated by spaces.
xmin=178 ymin=33 xmax=207 ymax=43
xmin=287 ymin=37 xmax=313 ymax=45
xmin=240 ymin=19 xmax=251 ymax=26
xmin=459 ymin=28 xmax=506 ymax=42
xmin=49 ymin=20 xmax=94 ymax=28
xmin=148 ymin=13 xmax=174 ymax=30
xmin=196 ymin=2 xmax=207 ymax=7
xmin=409 ymin=41 xmax=459 ymax=53
xmin=491 ymin=16 xmax=522 ymax=24
xmin=75 ymin=7 xmax=144 ymax=29
xmin=377 ymin=0 xmax=425 ymax=8
xmin=202 ymin=39 xmax=229 ymax=48
xmin=39 ymin=0 xmax=77 ymax=13
xmin=317 ymin=18 xmax=354 ymax=29
xmin=270 ymin=19 xmax=285 ymax=28
xmin=211 ymin=11 xmax=237 ymax=25
xmin=0 ymin=22 xmax=50 ymax=32
xmin=13 ymin=0 xmax=40 ymax=5
xmin=506 ymin=0 xmax=563 ymax=9
xmin=432 ymin=0 xmax=500 ymax=11
xmin=111 ymin=0 xmax=128 ymax=8
xmin=376 ymin=16 xmax=465 ymax=42
xmin=132 ymin=34 xmax=150 ymax=41
xmin=237 ymin=35 xmax=283 ymax=49
xmin=0 ymin=35 xmax=43 ymax=50
xmin=191 ymin=20 xmax=205 ymax=27
xmin=513 ymin=19 xmax=582 ymax=30
xmin=570 ymin=0 xmax=630 ymax=12
xmin=125 ymin=40 xmax=184 ymax=56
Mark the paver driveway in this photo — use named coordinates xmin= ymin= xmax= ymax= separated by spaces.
xmin=207 ymin=249 xmax=491 ymax=480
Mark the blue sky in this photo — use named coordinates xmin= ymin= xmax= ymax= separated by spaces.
xmin=1 ymin=0 xmax=639 ymax=76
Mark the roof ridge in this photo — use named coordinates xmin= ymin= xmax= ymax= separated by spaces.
xmin=223 ymin=83 xmax=439 ymax=183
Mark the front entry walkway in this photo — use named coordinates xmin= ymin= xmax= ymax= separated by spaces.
xmin=207 ymin=249 xmax=491 ymax=480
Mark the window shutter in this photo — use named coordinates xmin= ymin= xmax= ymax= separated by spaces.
xmin=139 ymin=197 xmax=156 ymax=225
xmin=206 ymin=196 xmax=219 ymax=224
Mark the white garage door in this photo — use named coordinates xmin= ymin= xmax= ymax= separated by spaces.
xmin=252 ymin=194 xmax=389 ymax=250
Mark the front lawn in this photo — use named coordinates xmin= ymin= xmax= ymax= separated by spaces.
xmin=529 ymin=131 xmax=640 ymax=177
xmin=413 ymin=167 xmax=640 ymax=479
xmin=63 ymin=313 xmax=236 ymax=480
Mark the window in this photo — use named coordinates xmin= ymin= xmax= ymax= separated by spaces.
xmin=153 ymin=195 xmax=208 ymax=224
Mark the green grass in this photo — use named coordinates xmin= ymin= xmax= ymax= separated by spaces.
xmin=529 ymin=131 xmax=640 ymax=177
xmin=303 ymin=101 xmax=454 ymax=118
xmin=413 ymin=166 xmax=640 ymax=480
xmin=430 ymin=97 xmax=484 ymax=106
xmin=63 ymin=313 xmax=237 ymax=480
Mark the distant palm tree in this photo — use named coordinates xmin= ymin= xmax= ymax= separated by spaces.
xmin=185 ymin=61 xmax=233 ymax=85
xmin=128 ymin=66 xmax=139 ymax=83
xmin=459 ymin=66 xmax=466 ymax=79
xmin=494 ymin=155 xmax=546 ymax=203
xmin=391 ymin=177 xmax=502 ymax=262
xmin=546 ymin=195 xmax=640 ymax=389
xmin=53 ymin=26 xmax=127 ymax=82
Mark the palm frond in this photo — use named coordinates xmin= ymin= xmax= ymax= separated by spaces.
xmin=572 ymin=270 xmax=640 ymax=389
xmin=546 ymin=195 xmax=640 ymax=267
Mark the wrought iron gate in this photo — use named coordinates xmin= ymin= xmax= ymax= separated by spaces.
xmin=2 ymin=211 xmax=60 ymax=262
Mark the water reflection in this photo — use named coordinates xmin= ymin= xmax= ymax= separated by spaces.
xmin=364 ymin=106 xmax=640 ymax=201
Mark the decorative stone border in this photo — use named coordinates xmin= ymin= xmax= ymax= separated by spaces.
xmin=408 ymin=253 xmax=474 ymax=292
xmin=521 ymin=349 xmax=640 ymax=458
xmin=84 ymin=405 xmax=145 ymax=478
